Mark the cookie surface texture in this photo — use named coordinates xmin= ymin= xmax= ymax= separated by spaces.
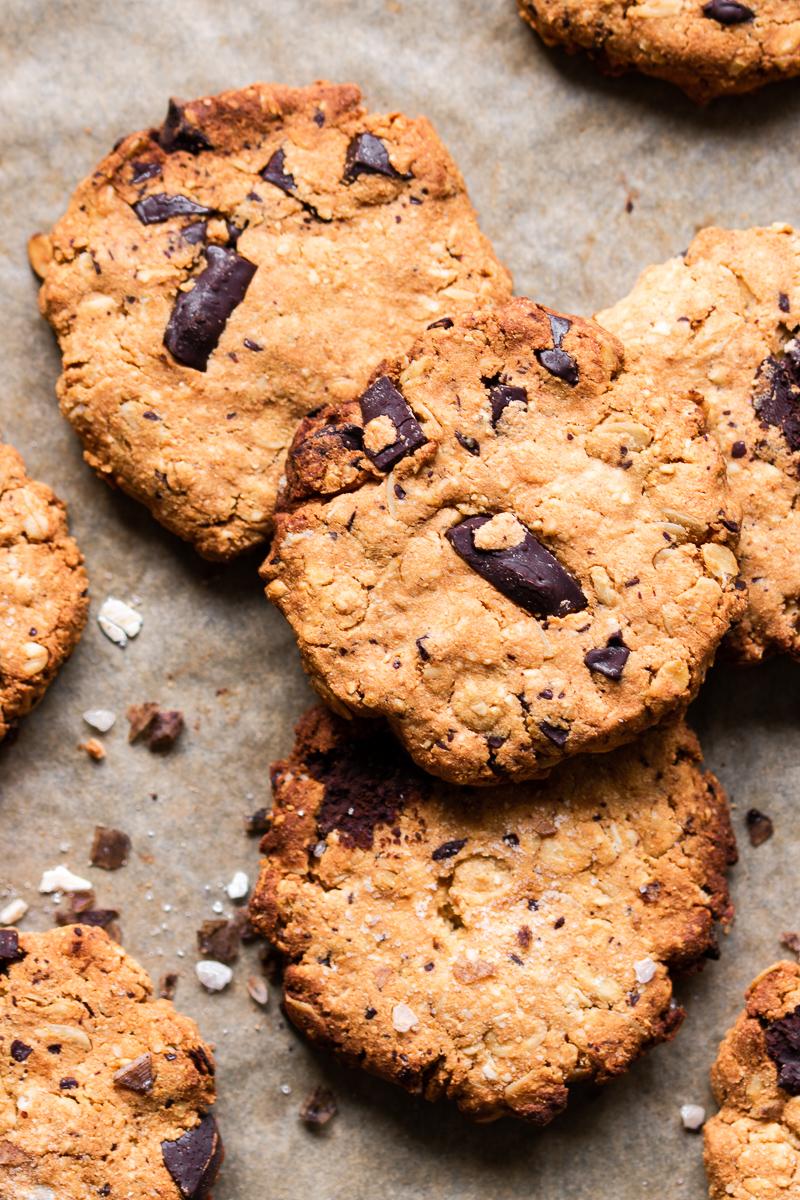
xmin=263 ymin=298 xmax=743 ymax=784
xmin=599 ymin=224 xmax=800 ymax=663
xmin=250 ymin=706 xmax=735 ymax=1123
xmin=518 ymin=1 xmax=800 ymax=103
xmin=704 ymin=961 xmax=800 ymax=1199
xmin=0 ymin=443 xmax=88 ymax=740
xmin=0 ymin=925 xmax=223 ymax=1199
xmin=32 ymin=81 xmax=512 ymax=560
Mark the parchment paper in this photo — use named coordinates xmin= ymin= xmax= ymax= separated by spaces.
xmin=2 ymin=2 xmax=799 ymax=1196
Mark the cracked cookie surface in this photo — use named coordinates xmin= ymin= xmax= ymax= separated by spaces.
xmin=0 ymin=443 xmax=88 ymax=740
xmin=705 ymin=962 xmax=800 ymax=1199
xmin=250 ymin=706 xmax=735 ymax=1123
xmin=598 ymin=224 xmax=800 ymax=663
xmin=519 ymin=0 xmax=800 ymax=102
xmin=31 ymin=81 xmax=511 ymax=560
xmin=263 ymin=298 xmax=743 ymax=785
xmin=0 ymin=925 xmax=223 ymax=1200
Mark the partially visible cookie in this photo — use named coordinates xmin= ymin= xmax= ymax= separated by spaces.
xmin=250 ymin=706 xmax=735 ymax=1123
xmin=704 ymin=962 xmax=800 ymax=1199
xmin=598 ymin=223 xmax=800 ymax=663
xmin=263 ymin=297 xmax=743 ymax=785
xmin=0 ymin=925 xmax=223 ymax=1199
xmin=31 ymin=81 xmax=512 ymax=560
xmin=0 ymin=443 xmax=88 ymax=739
xmin=519 ymin=1 xmax=800 ymax=103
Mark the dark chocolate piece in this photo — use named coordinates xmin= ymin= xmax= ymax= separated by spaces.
xmin=133 ymin=194 xmax=213 ymax=225
xmin=113 ymin=1052 xmax=155 ymax=1094
xmin=162 ymin=1114 xmax=224 ymax=1200
xmin=584 ymin=635 xmax=630 ymax=680
xmin=10 ymin=1040 xmax=32 ymax=1062
xmin=245 ymin=807 xmax=271 ymax=836
xmin=164 ymin=245 xmax=256 ymax=371
xmin=299 ymin=1085 xmax=338 ymax=1128
xmin=359 ymin=376 xmax=426 ymax=470
xmin=702 ymin=0 xmax=755 ymax=24
xmin=764 ymin=1006 xmax=800 ymax=1095
xmin=538 ymin=721 xmax=570 ymax=747
xmin=536 ymin=348 xmax=579 ymax=386
xmin=431 ymin=838 xmax=467 ymax=862
xmin=90 ymin=825 xmax=131 ymax=871
xmin=344 ymin=133 xmax=411 ymax=183
xmin=779 ymin=292 xmax=791 ymax=314
xmin=455 ymin=431 xmax=480 ymax=456
xmin=445 ymin=514 xmax=587 ymax=618
xmin=197 ymin=917 xmax=244 ymax=965
xmin=0 ymin=929 xmax=24 ymax=966
xmin=261 ymin=148 xmax=296 ymax=194
xmin=182 ymin=222 xmax=207 ymax=245
xmin=746 ymin=808 xmax=774 ymax=847
xmin=752 ymin=342 xmax=800 ymax=452
xmin=427 ymin=317 xmax=454 ymax=330
xmin=731 ymin=440 xmax=747 ymax=458
xmin=131 ymin=160 xmax=162 ymax=185
xmin=489 ymin=383 xmax=528 ymax=427
xmin=157 ymin=100 xmax=213 ymax=155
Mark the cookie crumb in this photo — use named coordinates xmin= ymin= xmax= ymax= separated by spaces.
xmin=247 ymin=975 xmax=269 ymax=1006
xmin=0 ymin=898 xmax=28 ymax=926
xmin=79 ymin=737 xmax=106 ymax=761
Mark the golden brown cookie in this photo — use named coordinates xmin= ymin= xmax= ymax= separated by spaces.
xmin=31 ymin=81 xmax=512 ymax=560
xmin=0 ymin=925 xmax=223 ymax=1199
xmin=263 ymin=298 xmax=743 ymax=785
xmin=598 ymin=224 xmax=800 ymax=663
xmin=704 ymin=962 xmax=800 ymax=1199
xmin=519 ymin=1 xmax=800 ymax=103
xmin=0 ymin=443 xmax=88 ymax=740
xmin=250 ymin=706 xmax=736 ymax=1123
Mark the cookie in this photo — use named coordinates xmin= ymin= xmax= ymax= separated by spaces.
xmin=30 ymin=82 xmax=512 ymax=561
xmin=704 ymin=962 xmax=800 ymax=1199
xmin=250 ymin=705 xmax=735 ymax=1124
xmin=598 ymin=223 xmax=800 ymax=663
xmin=262 ymin=297 xmax=743 ymax=785
xmin=0 ymin=925 xmax=223 ymax=1199
xmin=0 ymin=443 xmax=88 ymax=740
xmin=518 ymin=1 xmax=800 ymax=103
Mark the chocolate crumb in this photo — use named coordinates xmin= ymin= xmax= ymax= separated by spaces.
xmin=746 ymin=808 xmax=774 ymax=847
xmin=90 ymin=825 xmax=131 ymax=871
xmin=299 ymin=1085 xmax=338 ymax=1129
xmin=127 ymin=703 xmax=185 ymax=752
xmin=245 ymin=807 xmax=271 ymax=836
xmin=159 ymin=972 xmax=179 ymax=1000
xmin=197 ymin=913 xmax=248 ymax=964
xmin=113 ymin=1053 xmax=155 ymax=1094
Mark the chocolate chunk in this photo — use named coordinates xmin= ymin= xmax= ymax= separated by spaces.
xmin=131 ymin=160 xmax=162 ymax=185
xmin=731 ymin=440 xmax=747 ymax=458
xmin=752 ymin=343 xmax=800 ymax=452
xmin=0 ymin=929 xmax=24 ymax=966
xmin=359 ymin=376 xmax=426 ymax=470
xmin=488 ymin=383 xmax=528 ymax=427
xmin=584 ymin=635 xmax=630 ymax=680
xmin=779 ymin=292 xmax=791 ymax=314
xmin=90 ymin=825 xmax=131 ymax=871
xmin=299 ymin=1085 xmax=338 ymax=1128
xmin=261 ymin=148 xmax=297 ymax=194
xmin=431 ymin=838 xmax=467 ymax=862
xmin=126 ymin=703 xmax=185 ymax=752
xmin=547 ymin=313 xmax=572 ymax=347
xmin=503 ymin=831 xmax=519 ymax=847
xmin=427 ymin=317 xmax=454 ymax=330
xmin=538 ymin=721 xmax=570 ymax=747
xmin=415 ymin=636 xmax=431 ymax=661
xmin=159 ymin=972 xmax=179 ymax=1000
xmin=702 ymin=0 xmax=755 ymax=24
xmin=60 ymin=1077 xmax=78 ymax=1090
xmin=157 ymin=99 xmax=213 ymax=155
xmin=446 ymin=514 xmax=587 ymax=618
xmin=245 ymin=807 xmax=271 ymax=836
xmin=455 ymin=431 xmax=480 ymax=455
xmin=113 ymin=1052 xmax=155 ymax=1094
xmin=746 ymin=808 xmax=774 ymax=847
xmin=10 ymin=1040 xmax=32 ymax=1062
xmin=344 ymin=133 xmax=411 ymax=182
xmin=536 ymin=348 xmax=579 ymax=386
xmin=164 ymin=245 xmax=256 ymax=371
xmin=133 ymin=194 xmax=213 ymax=225
xmin=161 ymin=1114 xmax=224 ymax=1200
xmin=764 ymin=1006 xmax=800 ymax=1095
xmin=182 ymin=221 xmax=207 ymax=245
xmin=197 ymin=917 xmax=244 ymax=965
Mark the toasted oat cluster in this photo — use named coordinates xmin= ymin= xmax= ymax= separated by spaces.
xmin=0 ymin=925 xmax=222 ymax=1199
xmin=250 ymin=706 xmax=735 ymax=1123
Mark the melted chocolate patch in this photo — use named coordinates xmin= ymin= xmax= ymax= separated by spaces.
xmin=133 ymin=194 xmax=213 ymax=225
xmin=446 ymin=514 xmax=587 ymax=618
xmin=344 ymin=133 xmax=411 ymax=183
xmin=752 ymin=341 xmax=800 ymax=452
xmin=764 ymin=1005 xmax=800 ymax=1095
xmin=702 ymin=0 xmax=755 ymax=24
xmin=157 ymin=100 xmax=213 ymax=155
xmin=164 ymin=246 xmax=256 ymax=371
xmin=161 ymin=1114 xmax=224 ymax=1200
xmin=584 ymin=635 xmax=630 ymax=680
xmin=359 ymin=376 xmax=426 ymax=470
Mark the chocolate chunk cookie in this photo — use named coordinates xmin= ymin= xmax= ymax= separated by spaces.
xmin=250 ymin=706 xmax=735 ymax=1124
xmin=0 ymin=443 xmax=88 ymax=740
xmin=263 ymin=298 xmax=743 ymax=785
xmin=519 ymin=0 xmax=800 ymax=103
xmin=30 ymin=82 xmax=511 ymax=560
xmin=0 ymin=925 xmax=223 ymax=1199
xmin=705 ymin=962 xmax=800 ymax=1199
xmin=598 ymin=224 xmax=800 ymax=662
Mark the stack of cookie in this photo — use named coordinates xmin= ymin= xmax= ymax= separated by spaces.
xmin=4 ymin=79 xmax=800 ymax=1199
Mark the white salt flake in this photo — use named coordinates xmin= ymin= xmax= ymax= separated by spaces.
xmin=97 ymin=597 xmax=143 ymax=647
xmin=195 ymin=960 xmax=233 ymax=992
xmin=0 ymin=898 xmax=28 ymax=926
xmin=226 ymin=871 xmax=249 ymax=901
xmin=39 ymin=865 xmax=92 ymax=894
xmin=634 ymin=957 xmax=657 ymax=985
xmin=680 ymin=1103 xmax=706 ymax=1131
xmin=211 ymin=900 xmax=224 ymax=915
xmin=392 ymin=1003 xmax=419 ymax=1033
xmin=82 ymin=708 xmax=116 ymax=732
